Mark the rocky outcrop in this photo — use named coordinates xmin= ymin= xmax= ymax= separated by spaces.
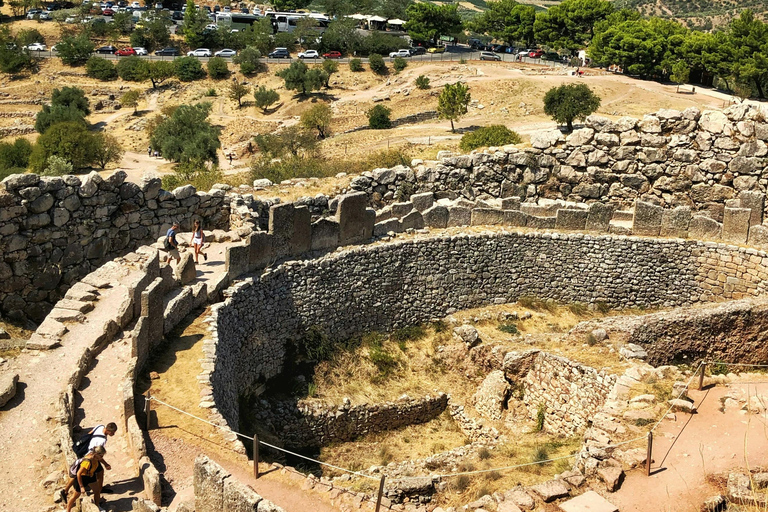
xmin=0 ymin=372 xmax=18 ymax=407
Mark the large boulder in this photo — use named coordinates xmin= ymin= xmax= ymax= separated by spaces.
xmin=0 ymin=372 xmax=19 ymax=407
xmin=453 ymin=324 xmax=480 ymax=347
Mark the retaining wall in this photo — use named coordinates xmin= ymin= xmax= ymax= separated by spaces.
xmin=252 ymin=394 xmax=448 ymax=449
xmin=209 ymin=231 xmax=768 ymax=430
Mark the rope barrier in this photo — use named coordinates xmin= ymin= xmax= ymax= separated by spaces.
xmin=147 ymin=396 xmax=380 ymax=481
xmin=650 ymin=360 xmax=705 ymax=433
xmin=703 ymin=361 xmax=768 ymax=369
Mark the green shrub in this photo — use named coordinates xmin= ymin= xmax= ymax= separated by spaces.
xmin=233 ymin=46 xmax=264 ymax=75
xmin=207 ymin=56 xmax=229 ymax=79
xmin=451 ymin=475 xmax=471 ymax=493
xmin=55 ymin=34 xmax=94 ymax=66
xmin=204 ymin=87 xmax=217 ymax=97
xmin=393 ymin=56 xmax=407 ymax=72
xmin=391 ymin=325 xmax=427 ymax=344
xmin=117 ymin=56 xmax=149 ymax=82
xmin=595 ymin=301 xmax=611 ymax=314
xmin=42 ymin=154 xmax=73 ymax=176
xmin=459 ymin=125 xmax=522 ymax=151
xmin=160 ymin=161 xmax=223 ymax=193
xmin=634 ymin=418 xmax=654 ymax=427
xmin=585 ymin=333 xmax=598 ymax=346
xmin=498 ymin=322 xmax=519 ymax=334
xmin=0 ymin=138 xmax=33 ymax=172
xmin=535 ymin=403 xmax=546 ymax=432
xmin=86 ymin=56 xmax=117 ymax=81
xmin=175 ymin=56 xmax=206 ymax=81
xmin=568 ymin=302 xmax=589 ymax=316
xmin=478 ymin=447 xmax=491 ymax=460
xmin=415 ymin=75 xmax=430 ymax=89
xmin=368 ymin=53 xmax=387 ymax=75
xmin=532 ymin=444 xmax=549 ymax=463
xmin=367 ymin=104 xmax=392 ymax=129
xmin=254 ymin=86 xmax=279 ymax=113
xmin=349 ymin=58 xmax=363 ymax=72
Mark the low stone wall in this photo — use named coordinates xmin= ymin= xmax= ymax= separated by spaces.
xmin=253 ymin=394 xmax=448 ymax=449
xmin=504 ymin=351 xmax=616 ymax=436
xmin=0 ymin=171 xmax=231 ymax=322
xmin=573 ymin=297 xmax=768 ymax=366
xmin=194 ymin=455 xmax=285 ymax=512
xmin=209 ymin=231 xmax=768 ymax=430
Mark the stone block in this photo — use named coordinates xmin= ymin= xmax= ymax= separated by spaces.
xmin=501 ymin=196 xmax=522 ymax=210
xmin=290 ymin=205 xmax=311 ymax=256
xmin=0 ymin=372 xmax=19 ymax=407
xmin=374 ymin=218 xmax=402 ymax=236
xmin=224 ymin=476 xmax=262 ymax=512
xmin=749 ymin=224 xmax=768 ymax=247
xmin=739 ymin=190 xmax=764 ymax=226
xmin=689 ymin=215 xmax=722 ymax=239
xmin=502 ymin=210 xmax=527 ymax=227
xmin=310 ymin=218 xmax=339 ymax=252
xmin=527 ymin=215 xmax=556 ymax=229
xmin=132 ymin=499 xmax=160 ymax=512
xmin=141 ymin=277 xmax=165 ymax=349
xmin=660 ymin=206 xmax=691 ymax=238
xmin=226 ymin=243 xmax=250 ymax=279
xmin=473 ymin=370 xmax=510 ymax=420
xmin=722 ymin=207 xmax=751 ymax=244
xmin=337 ymin=192 xmax=370 ymax=245
xmin=401 ymin=210 xmax=425 ymax=230
xmin=632 ymin=201 xmax=663 ymax=236
xmin=140 ymin=457 xmax=162 ymax=506
xmin=365 ymin=208 xmax=376 ymax=238
xmin=248 ymin=232 xmax=273 ymax=270
xmin=268 ymin=203 xmax=295 ymax=258
xmin=174 ymin=252 xmax=196 ymax=285
xmin=471 ymin=208 xmax=504 ymax=225
xmin=559 ymin=491 xmax=618 ymax=512
xmin=598 ymin=466 xmax=624 ymax=492
xmin=446 ymin=206 xmax=471 ymax=227
xmin=555 ymin=209 xmax=588 ymax=230
xmin=422 ymin=205 xmax=449 ymax=228
xmin=194 ymin=455 xmax=227 ymax=512
xmin=410 ymin=192 xmax=434 ymax=212
xmin=530 ymin=480 xmax=569 ymax=502
xmin=391 ymin=202 xmax=414 ymax=218
xmin=586 ymin=203 xmax=615 ymax=232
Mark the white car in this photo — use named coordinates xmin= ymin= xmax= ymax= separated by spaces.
xmin=132 ymin=47 xmax=148 ymax=55
xmin=187 ymin=48 xmax=212 ymax=57
xmin=26 ymin=42 xmax=47 ymax=51
xmin=26 ymin=9 xmax=42 ymax=19
xmin=205 ymin=23 xmax=217 ymax=31
xmin=298 ymin=50 xmax=319 ymax=59
xmin=389 ymin=49 xmax=411 ymax=58
xmin=130 ymin=1 xmax=140 ymax=7
xmin=65 ymin=16 xmax=77 ymax=23
xmin=214 ymin=48 xmax=236 ymax=58
xmin=39 ymin=11 xmax=51 ymax=20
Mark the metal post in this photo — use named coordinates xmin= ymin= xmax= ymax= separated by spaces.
xmin=645 ymin=431 xmax=653 ymax=476
xmin=374 ymin=475 xmax=386 ymax=512
xmin=253 ymin=434 xmax=259 ymax=479
xmin=144 ymin=394 xmax=151 ymax=431
xmin=697 ymin=362 xmax=706 ymax=391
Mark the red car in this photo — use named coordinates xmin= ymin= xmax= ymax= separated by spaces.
xmin=528 ymin=49 xmax=544 ymax=58
xmin=115 ymin=47 xmax=137 ymax=56
xmin=323 ymin=51 xmax=342 ymax=59
xmin=102 ymin=7 xmax=114 ymax=15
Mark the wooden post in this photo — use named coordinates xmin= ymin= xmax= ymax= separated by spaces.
xmin=697 ymin=363 xmax=706 ymax=391
xmin=374 ymin=475 xmax=386 ymax=512
xmin=253 ymin=434 xmax=259 ymax=479
xmin=145 ymin=394 xmax=151 ymax=431
xmin=645 ymin=431 xmax=653 ymax=476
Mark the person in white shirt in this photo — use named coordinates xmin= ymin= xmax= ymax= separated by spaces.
xmin=63 ymin=423 xmax=117 ymax=505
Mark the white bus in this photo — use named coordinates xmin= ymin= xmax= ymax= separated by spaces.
xmin=264 ymin=11 xmax=329 ymax=34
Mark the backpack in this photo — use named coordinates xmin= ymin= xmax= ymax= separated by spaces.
xmin=163 ymin=236 xmax=172 ymax=251
xmin=72 ymin=425 xmax=105 ymax=458
xmin=68 ymin=457 xmax=84 ymax=478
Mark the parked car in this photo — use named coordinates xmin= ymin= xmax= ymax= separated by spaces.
xmin=133 ymin=47 xmax=148 ymax=55
xmin=26 ymin=42 xmax=47 ymax=51
xmin=39 ymin=11 xmax=51 ymax=19
xmin=491 ymin=44 xmax=509 ymax=53
xmin=187 ymin=48 xmax=211 ymax=57
xmin=322 ymin=51 xmax=341 ymax=59
xmin=528 ymin=49 xmax=543 ymax=58
xmin=389 ymin=49 xmax=411 ymax=58
xmin=26 ymin=9 xmax=42 ymax=19
xmin=479 ymin=51 xmax=501 ymax=61
xmin=240 ymin=7 xmax=248 ymax=13
xmin=427 ymin=46 xmax=445 ymax=54
xmin=409 ymin=47 xmax=426 ymax=56
xmin=130 ymin=1 xmax=140 ymax=7
xmin=298 ymin=49 xmax=319 ymax=59
xmin=115 ymin=47 xmax=136 ymax=56
xmin=542 ymin=52 xmax=561 ymax=61
xmin=268 ymin=48 xmax=291 ymax=59
xmin=214 ymin=48 xmax=236 ymax=57
xmin=204 ymin=23 xmax=217 ymax=31
xmin=65 ymin=16 xmax=77 ymax=22
xmin=102 ymin=7 xmax=114 ymax=14
xmin=95 ymin=45 xmax=117 ymax=54
xmin=154 ymin=47 xmax=179 ymax=56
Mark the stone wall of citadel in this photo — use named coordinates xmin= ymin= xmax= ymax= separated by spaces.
xmin=349 ymin=104 xmax=768 ymax=220
xmin=0 ymin=171 xmax=231 ymax=322
xmin=210 ymin=231 xmax=768 ymax=430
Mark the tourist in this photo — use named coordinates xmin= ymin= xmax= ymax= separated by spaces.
xmin=64 ymin=423 xmax=117 ymax=499
xmin=164 ymin=222 xmax=181 ymax=264
xmin=228 ymin=152 xmax=233 ymax=166
xmin=147 ymin=146 xmax=152 ymax=157
xmin=65 ymin=446 xmax=110 ymax=512
xmin=192 ymin=219 xmax=207 ymax=263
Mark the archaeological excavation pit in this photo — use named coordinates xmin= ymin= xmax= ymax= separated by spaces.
xmin=201 ymin=230 xmax=768 ymax=506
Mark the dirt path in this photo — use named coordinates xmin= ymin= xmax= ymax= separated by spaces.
xmin=611 ymin=381 xmax=768 ymax=512
xmin=74 ymin=337 xmax=142 ymax=512
xmin=0 ymin=266 xmax=140 ymax=512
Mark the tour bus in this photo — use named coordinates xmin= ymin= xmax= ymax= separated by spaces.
xmin=215 ymin=12 xmax=262 ymax=30
xmin=264 ymin=11 xmax=329 ymax=34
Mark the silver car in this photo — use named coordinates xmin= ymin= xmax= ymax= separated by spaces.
xmin=187 ymin=48 xmax=212 ymax=57
xmin=214 ymin=48 xmax=236 ymax=58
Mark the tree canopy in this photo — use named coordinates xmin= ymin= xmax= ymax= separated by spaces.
xmin=543 ymin=83 xmax=601 ymax=131
xmin=404 ymin=3 xmax=462 ymax=46
xmin=150 ymin=103 xmax=221 ymax=164
xmin=470 ymin=0 xmax=536 ymax=47
xmin=534 ymin=0 xmax=614 ymax=51
xmin=437 ymin=82 xmax=471 ymax=133
xmin=276 ymin=60 xmax=327 ymax=95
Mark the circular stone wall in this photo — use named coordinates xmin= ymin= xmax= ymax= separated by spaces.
xmin=209 ymin=231 xmax=768 ymax=429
